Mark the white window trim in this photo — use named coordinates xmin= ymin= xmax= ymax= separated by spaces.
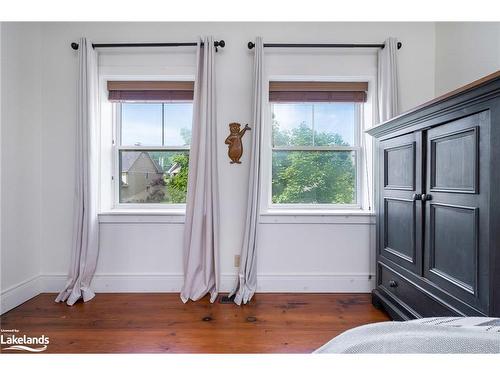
xmin=111 ymin=102 xmax=190 ymax=211
xmin=98 ymin=210 xmax=186 ymax=224
xmin=98 ymin=70 xmax=196 ymax=215
xmin=260 ymin=76 xmax=375 ymax=215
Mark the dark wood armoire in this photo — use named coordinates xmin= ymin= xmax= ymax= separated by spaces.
xmin=367 ymin=71 xmax=500 ymax=320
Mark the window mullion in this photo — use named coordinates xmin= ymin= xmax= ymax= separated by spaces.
xmin=162 ymin=103 xmax=165 ymax=147
xmin=118 ymin=146 xmax=190 ymax=151
xmin=273 ymin=145 xmax=358 ymax=151
xmin=356 ymin=103 xmax=362 ymax=147
xmin=311 ymin=103 xmax=315 ymax=146
xmin=116 ymin=103 xmax=122 ymax=146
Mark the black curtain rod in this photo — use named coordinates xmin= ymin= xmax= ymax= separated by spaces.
xmin=247 ymin=41 xmax=402 ymax=50
xmin=70 ymin=40 xmax=226 ymax=51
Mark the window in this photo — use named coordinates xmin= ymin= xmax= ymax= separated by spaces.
xmin=268 ymin=81 xmax=367 ymax=208
xmin=107 ymin=80 xmax=194 ymax=207
xmin=116 ymin=102 xmax=193 ymax=205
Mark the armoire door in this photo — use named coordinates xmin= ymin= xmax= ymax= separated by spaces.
xmin=378 ymin=132 xmax=423 ymax=274
xmin=424 ymin=111 xmax=490 ymax=312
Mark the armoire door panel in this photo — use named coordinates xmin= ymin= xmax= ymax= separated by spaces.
xmin=430 ymin=127 xmax=478 ymax=193
xmin=384 ymin=198 xmax=416 ymax=263
xmin=428 ymin=203 xmax=478 ymax=294
xmin=379 ymin=132 xmax=423 ymax=274
xmin=424 ymin=111 xmax=490 ymax=312
xmin=384 ymin=143 xmax=416 ymax=190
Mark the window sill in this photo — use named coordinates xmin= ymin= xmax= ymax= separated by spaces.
xmin=98 ymin=209 xmax=375 ymax=225
xmin=259 ymin=209 xmax=375 ymax=224
xmin=98 ymin=209 xmax=185 ymax=224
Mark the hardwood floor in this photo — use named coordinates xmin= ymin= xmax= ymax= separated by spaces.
xmin=0 ymin=293 xmax=389 ymax=353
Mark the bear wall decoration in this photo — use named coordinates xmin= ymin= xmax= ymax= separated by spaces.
xmin=224 ymin=122 xmax=251 ymax=164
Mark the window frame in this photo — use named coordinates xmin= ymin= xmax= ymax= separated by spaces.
xmin=112 ymin=102 xmax=191 ymax=210
xmin=265 ymin=100 xmax=364 ymax=211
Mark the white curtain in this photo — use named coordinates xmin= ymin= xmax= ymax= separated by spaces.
xmin=56 ymin=38 xmax=100 ymax=306
xmin=377 ymin=37 xmax=400 ymax=122
xmin=180 ymin=36 xmax=220 ymax=303
xmin=229 ymin=37 xmax=264 ymax=305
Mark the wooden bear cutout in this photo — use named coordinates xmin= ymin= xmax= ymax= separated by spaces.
xmin=225 ymin=122 xmax=251 ymax=164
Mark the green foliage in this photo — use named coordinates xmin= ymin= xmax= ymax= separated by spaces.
xmin=272 ymin=120 xmax=356 ymax=204
xmin=163 ymin=126 xmax=192 ymax=203
xmin=148 ymin=125 xmax=192 ymax=204
xmin=146 ymin=151 xmax=189 ymax=204
xmin=164 ymin=152 xmax=189 ymax=203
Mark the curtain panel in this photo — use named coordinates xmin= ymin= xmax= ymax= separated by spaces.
xmin=229 ymin=37 xmax=264 ymax=305
xmin=377 ymin=37 xmax=400 ymax=122
xmin=180 ymin=36 xmax=220 ymax=303
xmin=56 ymin=37 xmax=100 ymax=306
xmin=363 ymin=37 xmax=400 ymax=212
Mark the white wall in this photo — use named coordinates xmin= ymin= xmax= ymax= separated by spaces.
xmin=2 ymin=22 xmax=437 ymax=310
xmin=0 ymin=22 xmax=43 ymax=313
xmin=38 ymin=22 xmax=436 ymax=294
xmin=435 ymin=22 xmax=500 ymax=96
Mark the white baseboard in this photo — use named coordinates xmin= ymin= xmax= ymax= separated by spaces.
xmin=253 ymin=273 xmax=375 ymax=293
xmin=41 ymin=274 xmax=186 ymax=293
xmin=1 ymin=272 xmax=375 ymax=313
xmin=1 ymin=275 xmax=41 ymax=314
xmin=41 ymin=272 xmax=375 ymax=294
xmin=41 ymin=273 xmax=223 ymax=293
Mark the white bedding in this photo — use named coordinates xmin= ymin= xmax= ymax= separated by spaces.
xmin=314 ymin=317 xmax=500 ymax=354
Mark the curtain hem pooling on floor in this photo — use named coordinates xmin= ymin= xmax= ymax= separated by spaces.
xmin=56 ymin=37 xmax=100 ymax=306
xmin=180 ymin=36 xmax=220 ymax=304
xmin=229 ymin=37 xmax=264 ymax=305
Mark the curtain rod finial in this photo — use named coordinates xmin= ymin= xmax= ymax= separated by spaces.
xmin=71 ymin=42 xmax=79 ymax=50
xmin=248 ymin=41 xmax=255 ymax=50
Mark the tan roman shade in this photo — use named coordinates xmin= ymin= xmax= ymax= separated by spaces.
xmin=269 ymin=81 xmax=368 ymax=103
xmin=107 ymin=81 xmax=194 ymax=102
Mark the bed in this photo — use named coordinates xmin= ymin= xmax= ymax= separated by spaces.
xmin=314 ymin=317 xmax=500 ymax=354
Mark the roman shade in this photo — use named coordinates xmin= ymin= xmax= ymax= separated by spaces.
xmin=107 ymin=81 xmax=194 ymax=101
xmin=269 ymin=81 xmax=368 ymax=102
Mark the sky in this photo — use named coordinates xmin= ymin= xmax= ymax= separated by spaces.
xmin=121 ymin=103 xmax=193 ymax=147
xmin=121 ymin=102 xmax=356 ymax=147
xmin=272 ymin=103 xmax=356 ymax=146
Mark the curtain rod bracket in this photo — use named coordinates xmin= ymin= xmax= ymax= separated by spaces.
xmin=214 ymin=40 xmax=225 ymax=52
xmin=381 ymin=42 xmax=403 ymax=50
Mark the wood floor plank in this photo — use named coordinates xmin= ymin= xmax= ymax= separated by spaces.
xmin=0 ymin=293 xmax=389 ymax=353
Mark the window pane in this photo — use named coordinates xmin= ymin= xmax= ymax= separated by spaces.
xmin=272 ymin=150 xmax=356 ymax=204
xmin=314 ymin=103 xmax=356 ymax=146
xmin=121 ymin=103 xmax=162 ymax=146
xmin=119 ymin=150 xmax=189 ymax=204
xmin=272 ymin=104 xmax=313 ymax=146
xmin=164 ymin=103 xmax=193 ymax=147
